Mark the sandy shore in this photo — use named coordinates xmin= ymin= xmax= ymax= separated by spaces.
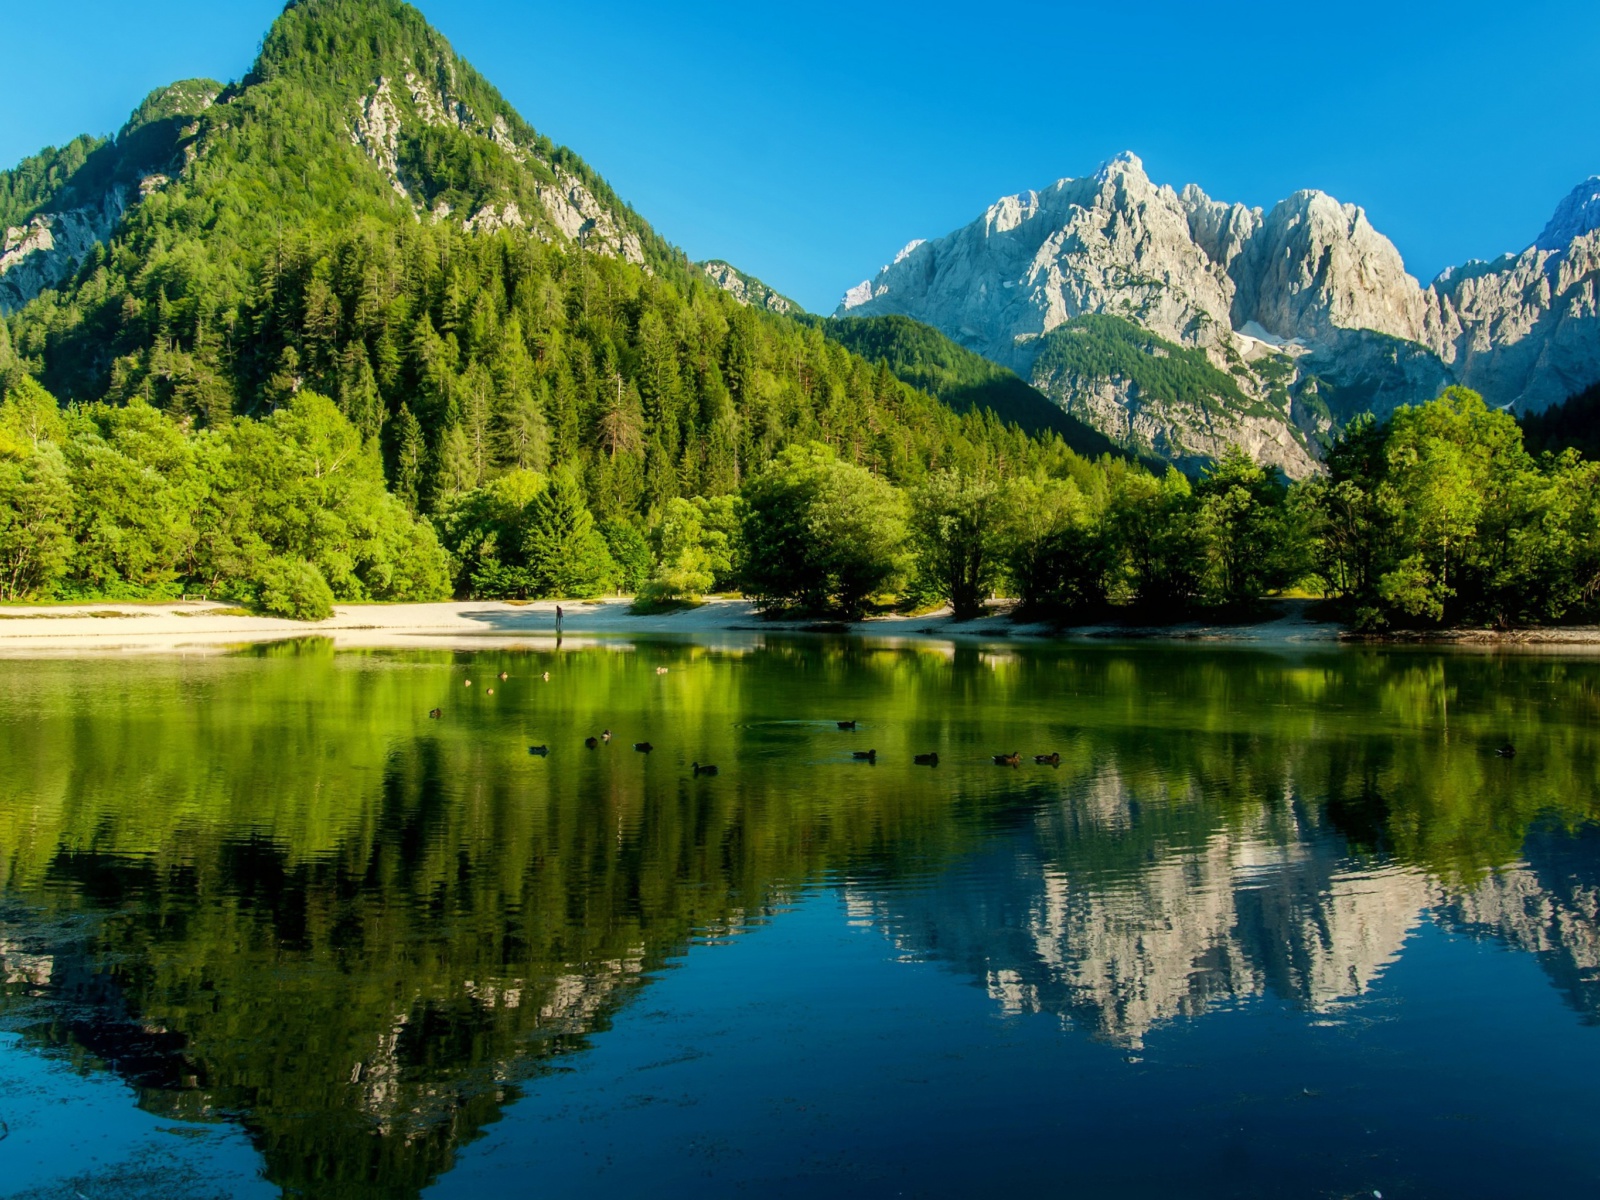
xmin=0 ymin=597 xmax=1592 ymax=656
xmin=0 ymin=596 xmax=1350 ymax=656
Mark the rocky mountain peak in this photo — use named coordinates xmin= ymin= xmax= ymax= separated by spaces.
xmin=1094 ymin=150 xmax=1146 ymax=182
xmin=1536 ymin=176 xmax=1600 ymax=252
xmin=836 ymin=156 xmax=1600 ymax=478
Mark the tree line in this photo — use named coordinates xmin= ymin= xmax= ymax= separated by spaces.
xmin=5 ymin=348 xmax=1599 ymax=630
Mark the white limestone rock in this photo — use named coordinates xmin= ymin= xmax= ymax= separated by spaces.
xmin=837 ymin=153 xmax=1600 ymax=471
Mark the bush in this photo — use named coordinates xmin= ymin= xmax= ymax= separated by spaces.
xmin=257 ymin=557 xmax=335 ymax=621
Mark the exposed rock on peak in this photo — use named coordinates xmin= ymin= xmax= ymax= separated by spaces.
xmin=699 ymin=261 xmax=801 ymax=315
xmin=1536 ymin=176 xmax=1600 ymax=252
xmin=837 ymin=157 xmax=1600 ymax=475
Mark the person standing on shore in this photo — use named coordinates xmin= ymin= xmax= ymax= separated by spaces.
xmin=556 ymin=605 xmax=564 ymax=639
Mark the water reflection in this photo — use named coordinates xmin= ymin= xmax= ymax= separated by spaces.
xmin=0 ymin=640 xmax=1597 ymax=1196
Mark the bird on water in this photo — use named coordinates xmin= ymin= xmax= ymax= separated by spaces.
xmin=635 ymin=742 xmax=654 ymax=753
xmin=853 ymin=749 xmax=877 ymax=762
xmin=693 ymin=762 xmax=719 ymax=776
xmin=993 ymin=752 xmax=1021 ymax=767
xmin=428 ymin=708 xmax=443 ymax=720
xmin=585 ymin=736 xmax=599 ymax=749
xmin=1495 ymin=743 xmax=1516 ymax=758
xmin=837 ymin=720 xmax=857 ymax=731
xmin=914 ymin=752 xmax=939 ymax=766
xmin=1035 ymin=753 xmax=1061 ymax=766
xmin=528 ymin=745 xmax=549 ymax=757
xmin=602 ymin=730 xmax=613 ymax=742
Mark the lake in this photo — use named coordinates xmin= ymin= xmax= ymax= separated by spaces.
xmin=1 ymin=636 xmax=1598 ymax=1199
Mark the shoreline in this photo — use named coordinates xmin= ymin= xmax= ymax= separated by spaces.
xmin=0 ymin=597 xmax=1595 ymax=656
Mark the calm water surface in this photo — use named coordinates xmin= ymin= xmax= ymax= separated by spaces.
xmin=1 ymin=637 xmax=1598 ymax=1198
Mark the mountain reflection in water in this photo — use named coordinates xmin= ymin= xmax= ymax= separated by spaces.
xmin=0 ymin=638 xmax=1597 ymax=1197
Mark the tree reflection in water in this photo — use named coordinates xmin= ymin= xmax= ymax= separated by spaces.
xmin=0 ymin=638 xmax=1597 ymax=1196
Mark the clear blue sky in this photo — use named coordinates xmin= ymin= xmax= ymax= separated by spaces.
xmin=4 ymin=0 xmax=1598 ymax=313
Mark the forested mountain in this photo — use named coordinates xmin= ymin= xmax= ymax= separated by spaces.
xmin=840 ymin=154 xmax=1600 ymax=476
xmin=820 ymin=314 xmax=1128 ymax=460
xmin=0 ymin=0 xmax=1098 ymax=611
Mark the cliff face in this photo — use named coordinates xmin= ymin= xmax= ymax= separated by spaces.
xmin=0 ymin=81 xmax=221 ymax=312
xmin=838 ymin=155 xmax=1600 ymax=474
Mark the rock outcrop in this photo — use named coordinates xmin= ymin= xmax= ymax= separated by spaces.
xmin=699 ymin=260 xmax=801 ymax=315
xmin=348 ymin=70 xmax=646 ymax=264
xmin=0 ymin=81 xmax=220 ymax=313
xmin=839 ymin=154 xmax=1600 ymax=473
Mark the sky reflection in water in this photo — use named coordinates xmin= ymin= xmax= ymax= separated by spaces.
xmin=0 ymin=637 xmax=1598 ymax=1198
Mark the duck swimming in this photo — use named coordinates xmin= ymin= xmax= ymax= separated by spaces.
xmin=528 ymin=745 xmax=549 ymax=757
xmin=993 ymin=752 xmax=1021 ymax=767
xmin=914 ymin=752 xmax=939 ymax=766
xmin=634 ymin=742 xmax=654 ymax=753
xmin=837 ymin=720 xmax=858 ymax=731
xmin=853 ymin=749 xmax=877 ymax=762
xmin=585 ymin=736 xmax=599 ymax=749
xmin=693 ymin=762 xmax=719 ymax=776
xmin=1034 ymin=753 xmax=1061 ymax=767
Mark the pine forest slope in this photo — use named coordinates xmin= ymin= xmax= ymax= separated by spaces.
xmin=820 ymin=314 xmax=1131 ymax=461
xmin=0 ymin=0 xmax=1093 ymax=533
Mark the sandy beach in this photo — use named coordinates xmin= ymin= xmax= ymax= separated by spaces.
xmin=1 ymin=596 xmax=1595 ymax=656
xmin=0 ymin=596 xmax=1356 ymax=655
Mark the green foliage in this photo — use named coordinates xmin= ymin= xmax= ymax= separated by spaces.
xmin=60 ymin=399 xmax=202 ymax=598
xmin=822 ymin=314 xmax=1125 ymax=458
xmin=600 ymin=518 xmax=651 ymax=594
xmin=522 ymin=471 xmax=615 ymax=598
xmin=909 ymin=470 xmax=1011 ymax=620
xmin=1008 ymin=477 xmax=1109 ymax=616
xmin=739 ymin=442 xmax=907 ymax=617
xmin=1305 ymin=387 xmax=1600 ymax=628
xmin=258 ymin=555 xmax=336 ymax=620
xmin=1521 ymin=380 xmax=1600 ymax=460
xmin=1033 ymin=315 xmax=1255 ymax=416
xmin=639 ymin=497 xmax=716 ymax=604
xmin=434 ymin=469 xmax=545 ymax=597
xmin=1193 ymin=447 xmax=1305 ymax=607
xmin=0 ymin=379 xmax=447 ymax=606
xmin=1102 ymin=466 xmax=1204 ymax=609
xmin=0 ymin=135 xmax=106 ymax=230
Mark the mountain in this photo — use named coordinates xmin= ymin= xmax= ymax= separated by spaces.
xmin=698 ymin=260 xmax=800 ymax=315
xmin=837 ymin=153 xmax=1600 ymax=476
xmin=0 ymin=0 xmax=1086 ymax=538
xmin=818 ymin=313 xmax=1130 ymax=460
xmin=1 ymin=80 xmax=223 ymax=309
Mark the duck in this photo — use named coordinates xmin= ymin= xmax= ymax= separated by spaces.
xmin=428 ymin=708 xmax=443 ymax=720
xmin=914 ymin=752 xmax=939 ymax=767
xmin=853 ymin=749 xmax=878 ymax=762
xmin=486 ymin=688 xmax=495 ymax=696
xmin=528 ymin=745 xmax=549 ymax=757
xmin=585 ymin=736 xmax=599 ymax=749
xmin=542 ymin=672 xmax=550 ymax=682
xmin=464 ymin=679 xmax=473 ymax=688
xmin=1495 ymin=743 xmax=1516 ymax=758
xmin=602 ymin=730 xmax=613 ymax=743
xmin=993 ymin=752 xmax=1022 ymax=767
xmin=656 ymin=667 xmax=670 ymax=676
xmin=1034 ymin=753 xmax=1061 ymax=767
xmin=837 ymin=720 xmax=858 ymax=731
xmin=693 ymin=762 xmax=719 ymax=777
xmin=499 ymin=672 xmax=509 ymax=681
xmin=634 ymin=742 xmax=654 ymax=754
